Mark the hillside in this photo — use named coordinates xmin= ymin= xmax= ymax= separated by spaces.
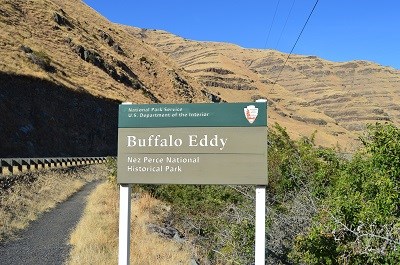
xmin=0 ymin=0 xmax=208 ymax=157
xmin=1 ymin=0 xmax=399 ymax=156
xmin=126 ymin=27 xmax=400 ymax=150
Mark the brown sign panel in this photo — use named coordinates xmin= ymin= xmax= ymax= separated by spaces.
xmin=118 ymin=127 xmax=267 ymax=184
xmin=117 ymin=103 xmax=267 ymax=184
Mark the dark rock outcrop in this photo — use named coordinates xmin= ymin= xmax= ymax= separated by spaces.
xmin=171 ymin=71 xmax=196 ymax=102
xmin=202 ymin=90 xmax=225 ymax=103
xmin=70 ymin=42 xmax=160 ymax=102
xmin=98 ymin=29 xmax=125 ymax=55
xmin=53 ymin=12 xmax=73 ymax=28
xmin=20 ymin=45 xmax=32 ymax=54
xmin=204 ymin=67 xmax=234 ymax=75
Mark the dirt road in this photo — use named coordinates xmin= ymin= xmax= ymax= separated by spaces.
xmin=0 ymin=180 xmax=99 ymax=265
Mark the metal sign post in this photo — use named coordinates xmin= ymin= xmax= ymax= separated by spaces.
xmin=255 ymin=98 xmax=267 ymax=265
xmin=255 ymin=185 xmax=266 ymax=264
xmin=118 ymin=184 xmax=131 ymax=265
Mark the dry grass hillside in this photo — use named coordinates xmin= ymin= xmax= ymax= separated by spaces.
xmin=0 ymin=0 xmax=208 ymax=157
xmin=1 ymin=0 xmax=399 ymax=154
xmin=0 ymin=0 xmax=207 ymax=104
xmin=126 ymin=27 xmax=400 ymax=150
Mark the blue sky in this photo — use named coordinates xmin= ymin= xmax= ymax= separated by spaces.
xmin=83 ymin=0 xmax=400 ymax=69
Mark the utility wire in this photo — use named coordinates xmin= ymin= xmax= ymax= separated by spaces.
xmin=275 ymin=0 xmax=297 ymax=49
xmin=272 ymin=0 xmax=320 ymax=87
xmin=264 ymin=0 xmax=281 ymax=48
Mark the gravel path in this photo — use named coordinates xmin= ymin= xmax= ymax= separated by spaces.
xmin=0 ymin=180 xmax=100 ymax=265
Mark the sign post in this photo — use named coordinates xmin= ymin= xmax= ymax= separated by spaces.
xmin=255 ymin=98 xmax=267 ymax=265
xmin=255 ymin=185 xmax=266 ymax=264
xmin=117 ymin=102 xmax=267 ymax=264
xmin=118 ymin=184 xmax=131 ymax=265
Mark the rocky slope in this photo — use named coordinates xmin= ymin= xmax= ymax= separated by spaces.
xmin=126 ymin=28 xmax=400 ymax=150
xmin=1 ymin=0 xmax=399 ymax=156
xmin=0 ymin=0 xmax=208 ymax=157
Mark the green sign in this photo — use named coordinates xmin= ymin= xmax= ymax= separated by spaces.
xmin=117 ymin=103 xmax=267 ymax=184
xmin=119 ymin=103 xmax=267 ymax=128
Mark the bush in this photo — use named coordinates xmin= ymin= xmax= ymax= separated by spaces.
xmin=143 ymin=184 xmax=256 ymax=264
xmin=265 ymin=123 xmax=343 ymax=264
xmin=292 ymin=123 xmax=400 ymax=264
xmin=106 ymin=123 xmax=400 ymax=264
xmin=105 ymin=156 xmax=117 ymax=184
xmin=267 ymin=123 xmax=341 ymax=201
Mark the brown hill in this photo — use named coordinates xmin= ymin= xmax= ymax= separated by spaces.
xmin=1 ymin=0 xmax=399 ymax=156
xmin=0 ymin=0 xmax=208 ymax=157
xmin=125 ymin=28 xmax=400 ymax=150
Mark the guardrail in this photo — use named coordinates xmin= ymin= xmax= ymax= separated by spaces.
xmin=0 ymin=157 xmax=108 ymax=176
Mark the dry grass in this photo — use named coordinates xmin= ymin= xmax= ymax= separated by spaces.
xmin=128 ymin=27 xmax=400 ymax=151
xmin=0 ymin=165 xmax=106 ymax=241
xmin=67 ymin=183 xmax=192 ymax=265
xmin=0 ymin=0 xmax=207 ymax=104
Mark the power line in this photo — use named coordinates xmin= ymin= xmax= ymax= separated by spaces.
xmin=275 ymin=0 xmax=297 ymax=50
xmin=264 ymin=0 xmax=281 ymax=48
xmin=272 ymin=0 xmax=320 ymax=87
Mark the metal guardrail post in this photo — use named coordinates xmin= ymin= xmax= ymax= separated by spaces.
xmin=21 ymin=159 xmax=29 ymax=173
xmin=44 ymin=158 xmax=50 ymax=169
xmin=1 ymin=159 xmax=12 ymax=176
xmin=38 ymin=158 xmax=44 ymax=170
xmin=29 ymin=159 xmax=37 ymax=172
xmin=0 ymin=156 xmax=110 ymax=176
xmin=12 ymin=159 xmax=22 ymax=175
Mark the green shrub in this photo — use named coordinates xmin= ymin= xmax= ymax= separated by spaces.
xmin=292 ymin=123 xmax=400 ymax=264
xmin=105 ymin=123 xmax=400 ymax=264
xmin=267 ymin=123 xmax=342 ymax=201
xmin=105 ymin=156 xmax=117 ymax=184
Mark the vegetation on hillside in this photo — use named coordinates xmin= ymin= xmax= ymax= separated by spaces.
xmin=291 ymin=123 xmax=400 ymax=264
xmin=108 ymin=123 xmax=400 ymax=264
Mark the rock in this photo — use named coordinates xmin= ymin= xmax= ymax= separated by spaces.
xmin=115 ymin=60 xmax=137 ymax=79
xmin=147 ymin=223 xmax=184 ymax=241
xmin=20 ymin=45 xmax=32 ymax=53
xmin=83 ymin=49 xmax=91 ymax=62
xmin=83 ymin=49 xmax=104 ymax=67
xmin=53 ymin=12 xmax=73 ymax=28
xmin=119 ymin=74 xmax=132 ymax=87
xmin=203 ymin=80 xmax=257 ymax=90
xmin=98 ymin=30 xmax=126 ymax=55
xmin=171 ymin=72 xmax=196 ymax=101
xmin=74 ymin=45 xmax=85 ymax=59
xmin=59 ymin=8 xmax=66 ymax=15
xmin=19 ymin=124 xmax=34 ymax=134
xmin=70 ymin=43 xmax=159 ymax=102
xmin=98 ymin=30 xmax=115 ymax=46
xmin=204 ymin=67 xmax=234 ymax=75
xmin=202 ymin=90 xmax=224 ymax=103
xmin=190 ymin=258 xmax=200 ymax=265
xmin=112 ymin=44 xmax=125 ymax=55
xmin=72 ymin=44 xmax=118 ymax=79
xmin=173 ymin=233 xmax=185 ymax=243
xmin=103 ymin=62 xmax=118 ymax=80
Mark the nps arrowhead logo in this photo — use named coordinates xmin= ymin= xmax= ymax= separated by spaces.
xmin=244 ymin=105 xmax=259 ymax=124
